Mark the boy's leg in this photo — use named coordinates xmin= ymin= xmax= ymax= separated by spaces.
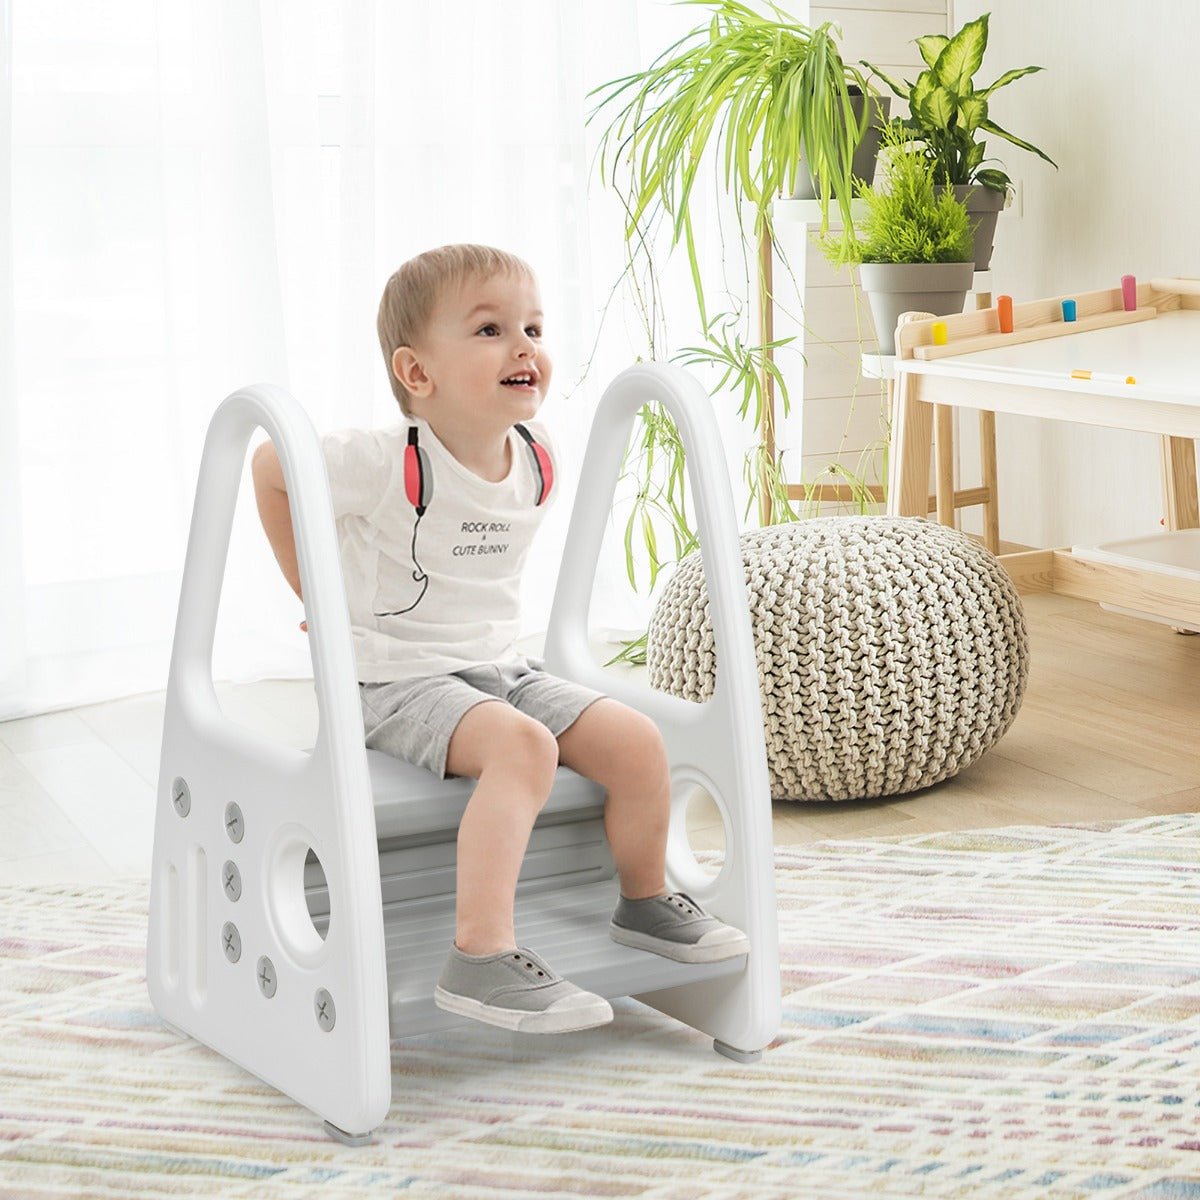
xmin=443 ymin=700 xmax=560 ymax=955
xmin=365 ymin=675 xmax=615 ymax=1031
xmin=438 ymin=698 xmax=614 ymax=1032
xmin=363 ymin=676 xmax=561 ymax=954
xmin=555 ymin=695 xmax=750 ymax=964
xmin=554 ymin=698 xmax=671 ymax=901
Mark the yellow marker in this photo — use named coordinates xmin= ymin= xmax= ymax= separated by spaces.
xmin=931 ymin=321 xmax=948 ymax=346
xmin=1071 ymin=370 xmax=1137 ymax=384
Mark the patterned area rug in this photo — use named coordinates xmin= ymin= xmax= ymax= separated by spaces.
xmin=6 ymin=815 xmax=1200 ymax=1198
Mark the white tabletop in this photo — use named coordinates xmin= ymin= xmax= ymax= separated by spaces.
xmin=897 ymin=309 xmax=1200 ymax=407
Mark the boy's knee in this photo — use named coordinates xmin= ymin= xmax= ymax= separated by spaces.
xmin=612 ymin=707 xmax=668 ymax=776
xmin=451 ymin=706 xmax=557 ymax=791
xmin=496 ymin=719 xmax=559 ymax=789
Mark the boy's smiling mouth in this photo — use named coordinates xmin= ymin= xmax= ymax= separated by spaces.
xmin=500 ymin=371 xmax=538 ymax=391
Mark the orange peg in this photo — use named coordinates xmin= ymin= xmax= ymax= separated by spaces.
xmin=997 ymin=294 xmax=1014 ymax=334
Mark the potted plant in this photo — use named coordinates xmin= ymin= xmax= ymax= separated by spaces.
xmin=583 ymin=0 xmax=891 ymax=664
xmin=791 ymin=89 xmax=891 ymax=202
xmin=821 ymin=124 xmax=975 ymax=355
xmin=863 ymin=12 xmax=1057 ymax=270
xmin=590 ymin=0 xmax=887 ymax=260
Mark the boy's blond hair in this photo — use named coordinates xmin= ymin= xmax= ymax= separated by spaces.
xmin=377 ymin=243 xmax=535 ymax=414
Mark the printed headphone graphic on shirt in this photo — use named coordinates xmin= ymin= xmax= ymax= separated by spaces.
xmin=374 ymin=423 xmax=554 ymax=617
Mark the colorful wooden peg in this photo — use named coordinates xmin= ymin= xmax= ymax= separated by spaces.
xmin=931 ymin=321 xmax=948 ymax=346
xmin=1062 ymin=298 xmax=1077 ymax=322
xmin=1121 ymin=274 xmax=1137 ymax=312
xmin=997 ymin=294 xmax=1014 ymax=334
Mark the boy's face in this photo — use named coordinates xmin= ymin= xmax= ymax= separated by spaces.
xmin=393 ymin=271 xmax=552 ymax=429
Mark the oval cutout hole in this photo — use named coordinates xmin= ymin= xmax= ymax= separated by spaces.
xmin=302 ymin=847 xmax=330 ymax=942
xmin=684 ymin=782 xmax=726 ymax=878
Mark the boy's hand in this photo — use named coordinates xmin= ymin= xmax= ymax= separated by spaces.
xmin=300 ymin=620 xmax=308 ymax=633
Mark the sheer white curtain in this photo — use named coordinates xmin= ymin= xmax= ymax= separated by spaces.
xmin=1 ymin=0 xmax=762 ymax=721
xmin=1 ymin=0 xmax=20 ymax=715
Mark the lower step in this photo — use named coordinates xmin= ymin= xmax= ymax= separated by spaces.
xmin=382 ymin=876 xmax=747 ymax=1037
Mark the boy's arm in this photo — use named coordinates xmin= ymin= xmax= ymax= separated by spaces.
xmin=251 ymin=442 xmax=303 ymax=604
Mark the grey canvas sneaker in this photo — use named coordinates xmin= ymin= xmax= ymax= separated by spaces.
xmin=434 ymin=945 xmax=614 ymax=1034
xmin=609 ymin=892 xmax=751 ymax=963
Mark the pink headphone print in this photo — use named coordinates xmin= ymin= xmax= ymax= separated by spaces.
xmin=376 ymin=423 xmax=553 ymax=617
xmin=402 ymin=423 xmax=553 ymax=513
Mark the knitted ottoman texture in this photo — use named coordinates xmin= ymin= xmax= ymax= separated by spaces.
xmin=646 ymin=516 xmax=1030 ymax=802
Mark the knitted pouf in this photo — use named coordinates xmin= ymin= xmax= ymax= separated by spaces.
xmin=646 ymin=516 xmax=1030 ymax=802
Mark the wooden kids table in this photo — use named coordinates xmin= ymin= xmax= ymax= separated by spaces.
xmin=885 ymin=278 xmax=1200 ymax=626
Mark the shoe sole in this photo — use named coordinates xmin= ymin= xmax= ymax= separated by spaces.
xmin=609 ymin=923 xmax=751 ymax=963
xmin=434 ymin=987 xmax=613 ymax=1034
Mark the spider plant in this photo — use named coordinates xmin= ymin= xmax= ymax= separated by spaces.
xmin=587 ymin=0 xmax=890 ymax=666
xmin=589 ymin=0 xmax=878 ymax=263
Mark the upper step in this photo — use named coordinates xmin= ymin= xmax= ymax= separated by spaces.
xmin=367 ymin=749 xmax=607 ymax=841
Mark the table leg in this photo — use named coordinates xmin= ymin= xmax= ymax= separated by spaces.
xmin=887 ymin=372 xmax=933 ymax=519
xmin=980 ymin=410 xmax=1000 ymax=553
xmin=1161 ymin=436 xmax=1200 ymax=531
xmin=1159 ymin=436 xmax=1199 ymax=635
xmin=935 ymin=405 xmax=955 ymax=527
xmin=971 ymin=291 xmax=1001 ymax=553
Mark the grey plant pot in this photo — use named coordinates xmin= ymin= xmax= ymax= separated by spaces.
xmin=791 ymin=92 xmax=891 ymax=200
xmin=947 ymin=184 xmax=1006 ymax=271
xmin=859 ymin=261 xmax=975 ymax=355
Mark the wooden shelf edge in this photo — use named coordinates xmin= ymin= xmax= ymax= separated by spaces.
xmin=1050 ymin=550 xmax=1200 ymax=624
xmin=1000 ymin=547 xmax=1200 ymax=622
xmin=998 ymin=548 xmax=1056 ymax=593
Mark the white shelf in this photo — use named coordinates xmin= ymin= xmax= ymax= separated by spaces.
xmin=773 ymin=199 xmax=867 ymax=226
xmin=1072 ymin=529 xmax=1200 ymax=634
xmin=861 ymin=354 xmax=896 ymax=381
xmin=1073 ymin=528 xmax=1200 ymax=582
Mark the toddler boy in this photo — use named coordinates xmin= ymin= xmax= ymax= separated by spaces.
xmin=252 ymin=243 xmax=749 ymax=1035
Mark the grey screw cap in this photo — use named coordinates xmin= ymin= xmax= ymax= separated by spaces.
xmin=224 ymin=802 xmax=244 ymax=843
xmin=314 ymin=989 xmax=336 ymax=1031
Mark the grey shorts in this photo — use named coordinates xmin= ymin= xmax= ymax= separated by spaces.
xmin=359 ymin=655 xmax=607 ymax=780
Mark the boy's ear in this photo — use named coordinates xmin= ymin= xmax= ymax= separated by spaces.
xmin=391 ymin=346 xmax=431 ymax=397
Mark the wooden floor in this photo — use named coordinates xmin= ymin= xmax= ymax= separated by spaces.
xmin=1 ymin=590 xmax=1197 ymax=885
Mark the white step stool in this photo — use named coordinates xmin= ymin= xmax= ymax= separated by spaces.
xmin=146 ymin=362 xmax=781 ymax=1142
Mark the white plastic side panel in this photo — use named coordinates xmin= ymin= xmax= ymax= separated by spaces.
xmin=146 ymin=384 xmax=390 ymax=1135
xmin=543 ymin=362 xmax=782 ymax=1053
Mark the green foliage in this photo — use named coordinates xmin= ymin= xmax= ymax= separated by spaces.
xmin=608 ymin=305 xmax=801 ymax=597
xmin=588 ymin=0 xmax=879 ymax=258
xmin=821 ymin=126 xmax=975 ymax=267
xmin=864 ymin=12 xmax=1056 ymax=194
xmin=584 ymin=0 xmax=890 ymax=658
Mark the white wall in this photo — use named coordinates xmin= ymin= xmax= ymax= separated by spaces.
xmin=953 ymin=0 xmax=1200 ymax=548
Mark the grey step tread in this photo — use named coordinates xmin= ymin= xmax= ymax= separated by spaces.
xmin=384 ymin=876 xmax=746 ymax=1037
xmin=368 ymin=750 xmax=605 ymax=841
xmin=378 ymin=874 xmax=619 ymax=964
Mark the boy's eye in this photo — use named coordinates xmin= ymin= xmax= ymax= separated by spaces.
xmin=478 ymin=323 xmax=543 ymax=337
